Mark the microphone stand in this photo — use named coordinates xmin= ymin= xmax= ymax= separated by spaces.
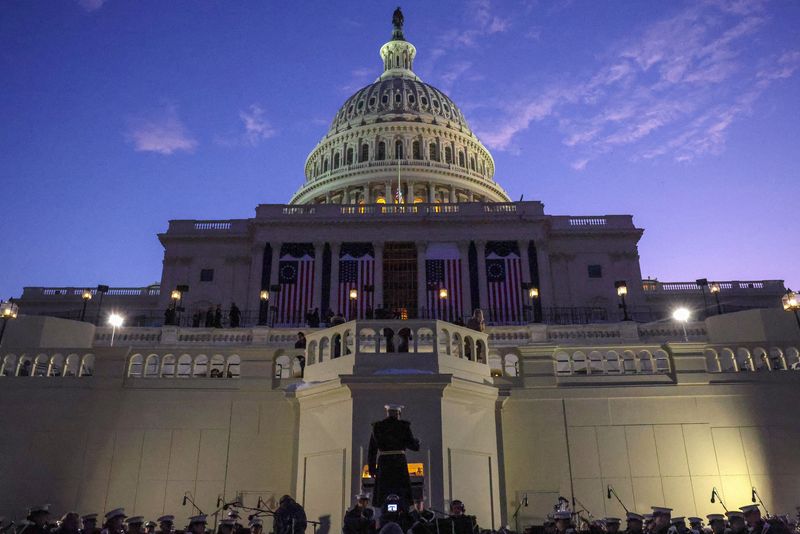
xmin=184 ymin=492 xmax=204 ymax=515
xmin=751 ymin=488 xmax=770 ymax=517
xmin=710 ymin=487 xmax=728 ymax=513
xmin=606 ymin=486 xmax=629 ymax=514
xmin=512 ymin=497 xmax=528 ymax=534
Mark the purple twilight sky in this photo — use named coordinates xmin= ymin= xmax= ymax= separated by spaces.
xmin=1 ymin=0 xmax=799 ymax=299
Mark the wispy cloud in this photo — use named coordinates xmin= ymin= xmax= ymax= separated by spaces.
xmin=126 ymin=106 xmax=197 ymax=155
xmin=472 ymin=1 xmax=798 ymax=169
xmin=340 ymin=67 xmax=373 ymax=94
xmin=76 ymin=0 xmax=107 ymax=12
xmin=240 ymin=105 xmax=276 ymax=146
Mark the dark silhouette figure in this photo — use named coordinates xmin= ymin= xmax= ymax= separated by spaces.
xmin=213 ymin=305 xmax=223 ymax=328
xmin=229 ymin=302 xmax=241 ymax=328
xmin=205 ymin=307 xmax=214 ymax=328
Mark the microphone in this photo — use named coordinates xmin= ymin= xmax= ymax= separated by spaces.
xmin=183 ymin=495 xmax=188 ymax=506
xmin=217 ymin=497 xmax=223 ymax=507
xmin=523 ymin=494 xmax=529 ymax=507
xmin=751 ymin=488 xmax=756 ymax=503
xmin=607 ymin=486 xmax=612 ymax=499
xmin=711 ymin=489 xmax=716 ymax=503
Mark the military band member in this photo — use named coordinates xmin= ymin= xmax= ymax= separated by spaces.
xmin=368 ymin=405 xmax=420 ymax=509
xmin=249 ymin=518 xmax=264 ymax=534
xmin=625 ymin=513 xmax=644 ymax=534
xmin=101 ymin=509 xmax=126 ymax=534
xmin=408 ymin=496 xmax=435 ymax=534
xmin=727 ymin=512 xmax=747 ymax=534
xmin=554 ymin=511 xmax=575 ymax=534
xmin=651 ymin=508 xmax=673 ymax=534
xmin=144 ymin=522 xmax=156 ymax=534
xmin=54 ymin=513 xmax=80 ymax=534
xmin=187 ymin=515 xmax=207 ymax=534
xmin=274 ymin=495 xmax=307 ymax=534
xmin=155 ymin=516 xmax=174 ymax=534
xmin=125 ymin=517 xmax=144 ymax=534
xmin=605 ymin=518 xmax=622 ymax=534
xmin=448 ymin=500 xmax=479 ymax=534
xmin=218 ymin=519 xmax=236 ymax=534
xmin=81 ymin=514 xmax=99 ymax=534
xmin=688 ymin=518 xmax=703 ymax=534
xmin=343 ymin=493 xmax=375 ymax=534
xmin=22 ymin=506 xmax=51 ymax=534
xmin=670 ymin=517 xmax=689 ymax=534
xmin=707 ymin=515 xmax=726 ymax=534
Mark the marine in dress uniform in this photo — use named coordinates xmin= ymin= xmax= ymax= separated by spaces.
xmin=155 ymin=516 xmax=174 ymax=534
xmin=22 ymin=506 xmax=51 ymax=534
xmin=80 ymin=514 xmax=99 ymax=534
xmin=707 ymin=515 xmax=726 ymax=534
xmin=688 ymin=518 xmax=703 ymax=534
xmin=625 ymin=513 xmax=645 ymax=534
xmin=367 ymin=405 xmax=420 ymax=509
xmin=187 ymin=515 xmax=207 ymax=534
xmin=408 ymin=496 xmax=435 ymax=534
xmin=448 ymin=501 xmax=479 ymax=534
xmin=669 ymin=517 xmax=689 ymax=534
xmin=144 ymin=522 xmax=156 ymax=534
xmin=55 ymin=513 xmax=80 ymax=534
xmin=727 ymin=512 xmax=747 ymax=534
xmin=554 ymin=511 xmax=576 ymax=534
xmin=249 ymin=518 xmax=264 ymax=534
xmin=125 ymin=517 xmax=145 ymax=534
xmin=273 ymin=495 xmax=307 ymax=534
xmin=343 ymin=493 xmax=376 ymax=534
xmin=101 ymin=509 xmax=126 ymax=534
xmin=606 ymin=518 xmax=622 ymax=534
xmin=651 ymin=508 xmax=673 ymax=534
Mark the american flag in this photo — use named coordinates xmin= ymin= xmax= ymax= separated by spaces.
xmin=277 ymin=255 xmax=314 ymax=326
xmin=339 ymin=254 xmax=374 ymax=320
xmin=486 ymin=253 xmax=522 ymax=324
xmin=425 ymin=259 xmax=462 ymax=322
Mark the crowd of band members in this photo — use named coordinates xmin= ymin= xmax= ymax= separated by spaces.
xmin=3 ymin=499 xmax=798 ymax=534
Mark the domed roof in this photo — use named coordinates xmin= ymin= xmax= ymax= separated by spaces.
xmin=329 ymin=77 xmax=472 ymax=135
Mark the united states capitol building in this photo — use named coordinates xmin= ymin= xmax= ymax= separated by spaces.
xmin=1 ymin=11 xmax=799 ymax=531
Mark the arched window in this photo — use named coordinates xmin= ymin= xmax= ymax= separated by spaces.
xmin=638 ymin=351 xmax=654 ymax=373
xmin=293 ymin=355 xmax=305 ymax=378
xmin=394 ymin=93 xmax=401 ymax=104
xmin=226 ymin=355 xmax=241 ymax=378
xmin=720 ymin=348 xmax=736 ymax=372
xmin=333 ymin=152 xmax=340 ymax=169
xmin=588 ymin=351 xmax=603 ymax=374
xmin=48 ymin=354 xmax=64 ymax=377
xmin=487 ymin=352 xmax=502 ymax=376
xmin=161 ymin=354 xmax=176 ymax=377
xmin=323 ymin=158 xmax=329 ymax=172
xmin=555 ymin=351 xmax=571 ymax=375
xmin=2 ymin=354 xmax=18 ymax=376
xmin=80 ymin=354 xmax=94 ymax=377
xmin=177 ymin=354 xmax=192 ymax=378
xmin=144 ymin=354 xmax=159 ymax=377
xmin=429 ymin=143 xmax=438 ymax=161
xmin=377 ymin=142 xmax=386 ymax=160
xmin=210 ymin=355 xmax=225 ymax=377
xmin=412 ymin=141 xmax=421 ymax=160
xmin=753 ymin=347 xmax=768 ymax=370
xmin=736 ymin=348 xmax=753 ymax=371
xmin=34 ymin=354 xmax=49 ymax=376
xmin=65 ymin=354 xmax=80 ymax=377
xmin=128 ymin=354 xmax=144 ymax=378
xmin=786 ymin=347 xmax=800 ymax=369
xmin=194 ymin=354 xmax=208 ymax=377
xmin=705 ymin=349 xmax=721 ymax=373
xmin=572 ymin=351 xmax=587 ymax=374
xmin=17 ymin=355 xmax=32 ymax=376
xmin=346 ymin=147 xmax=354 ymax=165
xmin=395 ymin=140 xmax=404 ymax=159
xmin=444 ymin=146 xmax=453 ymax=164
xmin=470 ymin=157 xmax=476 ymax=171
xmin=275 ymin=354 xmax=291 ymax=379
xmin=605 ymin=351 xmax=621 ymax=373
xmin=504 ymin=353 xmax=520 ymax=377
xmin=360 ymin=144 xmax=369 ymax=162
xmin=458 ymin=152 xmax=465 ymax=167
xmin=622 ymin=350 xmax=636 ymax=373
xmin=654 ymin=350 xmax=670 ymax=373
xmin=769 ymin=348 xmax=785 ymax=370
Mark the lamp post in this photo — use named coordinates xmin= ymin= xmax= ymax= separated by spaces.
xmin=0 ymin=300 xmax=19 ymax=347
xmin=79 ymin=289 xmax=93 ymax=322
xmin=709 ymin=282 xmax=722 ymax=315
xmin=696 ymin=278 xmax=709 ymax=318
xmin=438 ymin=287 xmax=448 ymax=321
xmin=782 ymin=289 xmax=800 ymax=331
xmin=95 ymin=284 xmax=109 ymax=325
xmin=108 ymin=313 xmax=124 ymax=347
xmin=363 ymin=284 xmax=375 ymax=318
xmin=348 ymin=288 xmax=358 ymax=320
xmin=615 ymin=281 xmax=630 ymax=321
xmin=521 ymin=283 xmax=540 ymax=323
xmin=672 ymin=307 xmax=691 ymax=342
xmin=169 ymin=289 xmax=181 ymax=326
xmin=258 ymin=289 xmax=270 ymax=326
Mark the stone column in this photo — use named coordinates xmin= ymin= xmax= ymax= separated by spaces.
xmin=408 ymin=180 xmax=415 ymax=203
xmin=449 ymin=186 xmax=456 ymax=203
xmin=385 ymin=181 xmax=391 ymax=202
xmin=313 ymin=242 xmax=325 ymax=311
xmin=457 ymin=242 xmax=472 ymax=318
xmin=416 ymin=241 xmax=428 ymax=318
xmin=475 ymin=240 xmax=489 ymax=314
xmin=364 ymin=185 xmax=371 ymax=204
xmin=428 ymin=182 xmax=435 ymax=204
xmin=374 ymin=242 xmax=384 ymax=310
xmin=329 ymin=242 xmax=341 ymax=314
xmin=536 ymin=243 xmax=555 ymax=310
xmin=270 ymin=242 xmax=281 ymax=324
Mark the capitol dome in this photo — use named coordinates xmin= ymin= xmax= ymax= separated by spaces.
xmin=290 ymin=9 xmax=511 ymax=205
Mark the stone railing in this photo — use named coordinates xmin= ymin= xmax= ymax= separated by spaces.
xmin=23 ymin=286 xmax=161 ymax=298
xmin=641 ymin=279 xmax=785 ymax=294
xmin=306 ymin=159 xmax=493 ymax=185
xmin=1 ymin=351 xmax=96 ymax=378
xmin=549 ymin=215 xmax=636 ymax=231
xmin=553 ymin=346 xmax=672 ymax=376
xmin=256 ymin=201 xmax=545 ymax=220
xmin=703 ymin=344 xmax=800 ymax=373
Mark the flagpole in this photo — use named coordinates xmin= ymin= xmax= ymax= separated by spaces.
xmin=397 ymin=158 xmax=403 ymax=204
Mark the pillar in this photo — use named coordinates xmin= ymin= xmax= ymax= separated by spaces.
xmin=475 ymin=240 xmax=489 ymax=315
xmin=270 ymin=242 xmax=281 ymax=323
xmin=373 ymin=243 xmax=384 ymax=312
xmin=428 ymin=182 xmax=435 ymax=204
xmin=313 ymin=242 xmax=325 ymax=312
xmin=329 ymin=242 xmax=341 ymax=314
xmin=416 ymin=241 xmax=428 ymax=318
xmin=536 ymin=243 xmax=555 ymax=310
xmin=449 ymin=186 xmax=456 ymax=203
xmin=385 ymin=181 xmax=391 ymax=202
xmin=457 ymin=242 xmax=472 ymax=319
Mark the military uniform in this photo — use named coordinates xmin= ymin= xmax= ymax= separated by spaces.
xmin=368 ymin=406 xmax=420 ymax=508
xmin=274 ymin=496 xmax=307 ymax=534
xmin=343 ymin=505 xmax=375 ymax=534
xmin=408 ymin=505 xmax=435 ymax=534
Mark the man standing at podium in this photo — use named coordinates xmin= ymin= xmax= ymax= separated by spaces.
xmin=368 ymin=404 xmax=420 ymax=509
